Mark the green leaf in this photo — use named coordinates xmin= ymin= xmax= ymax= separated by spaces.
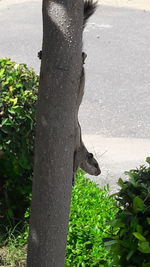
xmin=133 ymin=196 xmax=144 ymax=211
xmin=0 ymin=68 xmax=5 ymax=76
xmin=16 ymin=83 xmax=23 ymax=88
xmin=24 ymin=210 xmax=30 ymax=218
xmin=7 ymin=208 xmax=14 ymax=218
xmin=6 ymin=140 xmax=11 ymax=144
xmin=1 ymin=118 xmax=12 ymax=126
xmin=126 ymin=250 xmax=135 ymax=261
xmin=117 ymin=178 xmax=125 ymax=188
xmin=146 ymin=157 xmax=150 ymax=164
xmin=104 ymin=240 xmax=118 ymax=246
xmin=142 ymin=263 xmax=150 ymax=267
xmin=14 ymin=63 xmax=19 ymax=69
xmin=138 ymin=241 xmax=150 ymax=253
xmin=10 ymin=97 xmax=18 ymax=105
xmin=136 ymin=224 xmax=143 ymax=234
xmin=147 ymin=218 xmax=150 ymax=225
xmin=133 ymin=232 xmax=146 ymax=241
xmin=8 ymin=108 xmax=16 ymax=114
xmin=19 ymin=153 xmax=31 ymax=170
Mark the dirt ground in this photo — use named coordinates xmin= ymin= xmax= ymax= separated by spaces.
xmin=99 ymin=0 xmax=150 ymax=11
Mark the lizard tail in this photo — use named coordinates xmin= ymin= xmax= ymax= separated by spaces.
xmin=84 ymin=0 xmax=98 ymax=28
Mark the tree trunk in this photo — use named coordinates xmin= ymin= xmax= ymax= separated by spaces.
xmin=27 ymin=0 xmax=83 ymax=266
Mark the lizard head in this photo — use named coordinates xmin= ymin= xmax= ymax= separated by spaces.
xmin=80 ymin=152 xmax=101 ymax=176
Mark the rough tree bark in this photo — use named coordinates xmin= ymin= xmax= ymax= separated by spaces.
xmin=27 ymin=0 xmax=83 ymax=266
xmin=27 ymin=0 xmax=101 ymax=266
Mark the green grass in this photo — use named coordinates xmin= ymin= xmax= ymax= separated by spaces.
xmin=0 ymin=224 xmax=28 ymax=266
xmin=0 ymin=243 xmax=26 ymax=267
xmin=66 ymin=171 xmax=117 ymax=266
xmin=0 ymin=171 xmax=117 ymax=267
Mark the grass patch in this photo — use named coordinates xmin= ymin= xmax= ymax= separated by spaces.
xmin=0 ymin=245 xmax=26 ymax=267
xmin=0 ymin=225 xmax=28 ymax=266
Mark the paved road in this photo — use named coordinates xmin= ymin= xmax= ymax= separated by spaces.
xmin=0 ymin=0 xmax=150 ymax=191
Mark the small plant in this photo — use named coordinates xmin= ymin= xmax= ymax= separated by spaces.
xmin=105 ymin=157 xmax=150 ymax=267
xmin=66 ymin=171 xmax=117 ymax=267
xmin=0 ymin=58 xmax=38 ymax=227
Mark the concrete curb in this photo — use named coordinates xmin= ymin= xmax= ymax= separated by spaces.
xmin=83 ymin=135 xmax=150 ymax=192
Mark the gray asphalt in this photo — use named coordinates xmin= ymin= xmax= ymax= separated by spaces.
xmin=82 ymin=5 xmax=150 ymax=139
xmin=0 ymin=1 xmax=150 ymax=191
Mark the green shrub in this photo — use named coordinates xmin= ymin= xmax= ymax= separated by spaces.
xmin=66 ymin=171 xmax=117 ymax=267
xmin=0 ymin=58 xmax=38 ymax=226
xmin=106 ymin=158 xmax=150 ymax=267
